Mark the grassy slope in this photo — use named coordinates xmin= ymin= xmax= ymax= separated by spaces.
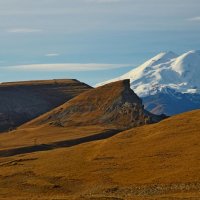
xmin=0 ymin=80 xmax=148 ymax=152
xmin=0 ymin=110 xmax=199 ymax=199
xmin=23 ymin=79 xmax=145 ymax=129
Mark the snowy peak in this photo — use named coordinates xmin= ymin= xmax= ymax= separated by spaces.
xmin=172 ymin=50 xmax=200 ymax=76
xmin=132 ymin=51 xmax=178 ymax=72
xmin=148 ymin=51 xmax=178 ymax=66
xmin=96 ymin=50 xmax=200 ymax=97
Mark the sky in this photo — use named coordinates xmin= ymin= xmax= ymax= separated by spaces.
xmin=0 ymin=0 xmax=200 ymax=86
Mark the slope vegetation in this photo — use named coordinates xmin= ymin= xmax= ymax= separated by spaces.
xmin=0 ymin=110 xmax=199 ymax=199
xmin=0 ymin=80 xmax=163 ymax=153
xmin=25 ymin=79 xmax=156 ymax=129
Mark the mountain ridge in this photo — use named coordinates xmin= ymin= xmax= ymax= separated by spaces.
xmin=24 ymin=79 xmax=164 ymax=130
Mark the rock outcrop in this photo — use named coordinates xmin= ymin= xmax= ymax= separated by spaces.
xmin=27 ymin=79 xmax=165 ymax=130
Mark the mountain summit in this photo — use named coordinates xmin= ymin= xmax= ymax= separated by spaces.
xmin=97 ymin=50 xmax=200 ymax=96
xmin=97 ymin=50 xmax=200 ymax=115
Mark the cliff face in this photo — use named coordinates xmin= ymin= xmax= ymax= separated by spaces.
xmin=0 ymin=79 xmax=91 ymax=132
xmin=27 ymin=80 xmax=164 ymax=130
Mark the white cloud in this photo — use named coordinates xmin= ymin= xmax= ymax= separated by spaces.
xmin=86 ymin=0 xmax=121 ymax=3
xmin=188 ymin=16 xmax=200 ymax=21
xmin=45 ymin=53 xmax=60 ymax=57
xmin=5 ymin=63 xmax=131 ymax=72
xmin=7 ymin=28 xmax=42 ymax=33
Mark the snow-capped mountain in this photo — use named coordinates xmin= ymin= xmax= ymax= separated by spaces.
xmin=96 ymin=50 xmax=200 ymax=97
xmin=96 ymin=50 xmax=200 ymax=115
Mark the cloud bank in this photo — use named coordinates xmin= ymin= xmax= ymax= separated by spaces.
xmin=7 ymin=28 xmax=42 ymax=33
xmin=45 ymin=53 xmax=60 ymax=57
xmin=5 ymin=63 xmax=131 ymax=72
xmin=188 ymin=16 xmax=200 ymax=21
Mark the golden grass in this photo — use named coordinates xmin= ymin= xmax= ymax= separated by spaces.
xmin=0 ymin=80 xmax=145 ymax=152
xmin=0 ymin=125 xmax=115 ymax=150
xmin=0 ymin=110 xmax=200 ymax=199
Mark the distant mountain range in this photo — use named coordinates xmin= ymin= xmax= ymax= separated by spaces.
xmin=97 ymin=50 xmax=200 ymax=115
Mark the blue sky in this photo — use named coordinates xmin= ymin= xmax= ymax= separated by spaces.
xmin=0 ymin=0 xmax=200 ymax=86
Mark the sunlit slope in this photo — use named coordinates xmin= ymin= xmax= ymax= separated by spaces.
xmin=0 ymin=80 xmax=163 ymax=152
xmin=24 ymin=79 xmax=152 ymax=129
xmin=0 ymin=110 xmax=199 ymax=199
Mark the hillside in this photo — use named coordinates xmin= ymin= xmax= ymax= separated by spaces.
xmin=0 ymin=80 xmax=164 ymax=153
xmin=0 ymin=79 xmax=91 ymax=132
xmin=24 ymin=79 xmax=163 ymax=129
xmin=0 ymin=109 xmax=199 ymax=199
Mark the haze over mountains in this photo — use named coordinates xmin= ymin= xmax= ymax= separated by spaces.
xmin=97 ymin=50 xmax=200 ymax=115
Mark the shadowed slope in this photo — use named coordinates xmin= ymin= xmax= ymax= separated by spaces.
xmin=143 ymin=89 xmax=200 ymax=115
xmin=0 ymin=79 xmax=91 ymax=132
xmin=0 ymin=110 xmax=199 ymax=199
xmin=0 ymin=129 xmax=119 ymax=157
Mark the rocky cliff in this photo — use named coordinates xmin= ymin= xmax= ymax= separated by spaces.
xmin=26 ymin=79 xmax=165 ymax=130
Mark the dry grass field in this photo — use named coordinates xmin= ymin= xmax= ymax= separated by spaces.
xmin=0 ymin=80 xmax=199 ymax=199
xmin=0 ymin=110 xmax=199 ymax=199
xmin=0 ymin=80 xmax=162 ymax=155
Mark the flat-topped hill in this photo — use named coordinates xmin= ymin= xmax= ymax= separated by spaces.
xmin=0 ymin=79 xmax=91 ymax=132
